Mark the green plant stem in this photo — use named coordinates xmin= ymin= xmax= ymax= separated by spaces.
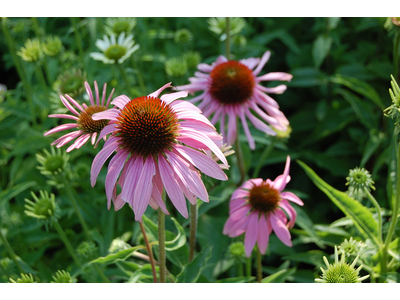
xmin=252 ymin=137 xmax=277 ymax=178
xmin=394 ymin=27 xmax=400 ymax=81
xmin=116 ymin=63 xmax=132 ymax=93
xmin=0 ymin=229 xmax=23 ymax=274
xmin=237 ymin=259 xmax=244 ymax=277
xmin=235 ymin=131 xmax=246 ymax=186
xmin=246 ymin=256 xmax=252 ymax=277
xmin=1 ymin=20 xmax=36 ymax=126
xmin=256 ymin=248 xmax=262 ymax=283
xmin=53 ymin=221 xmax=82 ymax=268
xmin=132 ymin=56 xmax=146 ymax=95
xmin=158 ymin=208 xmax=166 ymax=283
xmin=382 ymin=141 xmax=400 ymax=278
xmin=225 ymin=17 xmax=230 ymax=60
xmin=139 ymin=222 xmax=157 ymax=283
xmin=62 ymin=178 xmax=91 ymax=241
xmin=363 ymin=187 xmax=382 ymax=243
xmin=70 ymin=17 xmax=84 ymax=64
xmin=189 ymin=202 xmax=198 ymax=262
xmin=31 ymin=17 xmax=52 ymax=85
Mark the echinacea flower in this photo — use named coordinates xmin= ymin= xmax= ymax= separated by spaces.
xmin=104 ymin=17 xmax=137 ymax=36
xmin=176 ymin=51 xmax=292 ymax=150
xmin=90 ymin=32 xmax=139 ymax=64
xmin=223 ymin=156 xmax=303 ymax=257
xmin=90 ymin=82 xmax=229 ymax=221
xmin=44 ymin=81 xmax=115 ymax=152
xmin=17 ymin=38 xmax=43 ymax=62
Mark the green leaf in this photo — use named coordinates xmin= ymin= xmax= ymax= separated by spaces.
xmin=283 ymin=250 xmax=328 ymax=268
xmin=176 ymin=247 xmax=212 ymax=283
xmin=297 ymin=160 xmax=380 ymax=245
xmin=89 ymin=246 xmax=144 ymax=266
xmin=0 ymin=181 xmax=36 ymax=208
xmin=261 ymin=268 xmax=296 ymax=283
xmin=293 ymin=206 xmax=325 ymax=249
xmin=217 ymin=276 xmax=255 ymax=283
xmin=128 ymin=265 xmax=159 ymax=283
xmin=312 ymin=35 xmax=332 ymax=69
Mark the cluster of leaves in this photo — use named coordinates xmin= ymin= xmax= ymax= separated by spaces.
xmin=0 ymin=17 xmax=399 ymax=283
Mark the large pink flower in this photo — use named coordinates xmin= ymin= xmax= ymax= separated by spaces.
xmin=44 ymin=81 xmax=115 ymax=152
xmin=176 ymin=51 xmax=292 ymax=150
xmin=223 ymin=156 xmax=303 ymax=257
xmin=90 ymin=82 xmax=229 ymax=221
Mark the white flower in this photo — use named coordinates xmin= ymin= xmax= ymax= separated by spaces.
xmin=90 ymin=32 xmax=139 ymax=64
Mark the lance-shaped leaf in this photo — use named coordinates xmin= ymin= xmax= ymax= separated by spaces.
xmin=89 ymin=246 xmax=144 ymax=265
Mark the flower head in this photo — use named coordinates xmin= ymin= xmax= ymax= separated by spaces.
xmin=208 ymin=17 xmax=246 ymax=39
xmin=183 ymin=51 xmax=202 ymax=69
xmin=17 ymin=38 xmax=43 ymax=62
xmin=91 ymin=82 xmax=229 ymax=220
xmin=9 ymin=273 xmax=36 ymax=283
xmin=315 ymin=246 xmax=369 ymax=283
xmin=176 ymin=51 xmax=292 ymax=149
xmin=174 ymin=28 xmax=192 ymax=44
xmin=223 ymin=156 xmax=303 ymax=257
xmin=338 ymin=237 xmax=366 ymax=258
xmin=90 ymin=33 xmax=139 ymax=64
xmin=165 ymin=57 xmax=188 ymax=77
xmin=53 ymin=69 xmax=87 ymax=99
xmin=44 ymin=81 xmax=115 ymax=152
xmin=51 ymin=270 xmax=76 ymax=283
xmin=384 ymin=75 xmax=400 ymax=129
xmin=36 ymin=147 xmax=69 ymax=176
xmin=346 ymin=167 xmax=375 ymax=201
xmin=42 ymin=36 xmax=62 ymax=57
xmin=24 ymin=191 xmax=59 ymax=228
xmin=105 ymin=17 xmax=136 ymax=36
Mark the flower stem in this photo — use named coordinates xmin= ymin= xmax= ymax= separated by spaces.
xmin=225 ymin=17 xmax=231 ymax=60
xmin=394 ymin=27 xmax=400 ymax=80
xmin=116 ymin=63 xmax=132 ymax=93
xmin=0 ymin=229 xmax=23 ymax=274
xmin=237 ymin=259 xmax=244 ymax=277
xmin=70 ymin=17 xmax=84 ymax=64
xmin=363 ymin=187 xmax=382 ymax=243
xmin=252 ymin=137 xmax=277 ymax=178
xmin=132 ymin=56 xmax=147 ymax=95
xmin=139 ymin=221 xmax=157 ymax=283
xmin=62 ymin=177 xmax=91 ymax=241
xmin=158 ymin=208 xmax=166 ymax=283
xmin=235 ymin=130 xmax=246 ymax=186
xmin=189 ymin=202 xmax=198 ymax=262
xmin=246 ymin=256 xmax=252 ymax=277
xmin=53 ymin=221 xmax=82 ymax=268
xmin=256 ymin=247 xmax=262 ymax=283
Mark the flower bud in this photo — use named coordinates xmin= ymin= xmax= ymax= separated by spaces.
xmin=17 ymin=38 xmax=43 ymax=62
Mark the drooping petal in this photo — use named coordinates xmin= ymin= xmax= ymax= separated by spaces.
xmin=85 ymin=81 xmax=95 ymax=106
xmin=105 ymin=150 xmax=129 ymax=208
xmin=279 ymin=199 xmax=297 ymax=229
xmin=91 ymin=139 xmax=119 ymax=187
xmin=111 ymin=95 xmax=131 ymax=109
xmin=253 ymin=51 xmax=271 ymax=76
xmin=273 ymin=156 xmax=291 ymax=191
xmin=257 ymin=213 xmax=271 ymax=254
xmin=92 ymin=108 xmax=120 ymax=121
xmin=120 ymin=157 xmax=143 ymax=207
xmin=244 ymin=212 xmax=260 ymax=257
xmin=160 ymin=91 xmax=188 ymax=104
xmin=256 ymin=72 xmax=293 ymax=82
xmin=62 ymin=94 xmax=85 ymax=112
xmin=60 ymin=95 xmax=80 ymax=116
xmin=270 ymin=212 xmax=292 ymax=247
xmin=48 ymin=114 xmax=79 ymax=121
xmin=280 ymin=191 xmax=304 ymax=206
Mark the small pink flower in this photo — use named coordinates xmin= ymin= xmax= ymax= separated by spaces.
xmin=90 ymin=82 xmax=229 ymax=221
xmin=44 ymin=81 xmax=115 ymax=152
xmin=223 ymin=156 xmax=303 ymax=257
xmin=176 ymin=51 xmax=292 ymax=150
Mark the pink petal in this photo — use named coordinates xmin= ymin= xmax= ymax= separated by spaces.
xmin=239 ymin=57 xmax=260 ymax=70
xmin=48 ymin=114 xmax=79 ymax=121
xmin=279 ymin=200 xmax=297 ymax=229
xmin=245 ymin=110 xmax=277 ymax=136
xmin=84 ymin=82 xmax=95 ymax=106
xmin=148 ymin=82 xmax=172 ymax=98
xmin=64 ymin=94 xmax=85 ymax=112
xmin=257 ymin=213 xmax=271 ymax=254
xmin=239 ymin=111 xmax=255 ymax=150
xmin=101 ymin=83 xmax=107 ymax=106
xmin=160 ymin=91 xmax=188 ymax=104
xmin=91 ymin=132 xmax=97 ymax=145
xmin=111 ymin=95 xmax=131 ymax=109
xmin=96 ymin=123 xmax=117 ymax=147
xmin=197 ymin=63 xmax=214 ymax=73
xmin=51 ymin=130 xmax=82 ymax=147
xmin=59 ymin=95 xmax=80 ymax=116
xmin=229 ymin=198 xmax=247 ymax=212
xmin=113 ymin=194 xmax=126 ymax=211
xmin=227 ymin=114 xmax=237 ymax=146
xmin=253 ymin=51 xmax=271 ymax=76
xmin=256 ymin=72 xmax=293 ymax=82
xmin=106 ymin=88 xmax=116 ymax=108
xmin=270 ymin=212 xmax=292 ymax=247
xmin=215 ymin=55 xmax=228 ymax=65
xmin=223 ymin=211 xmax=250 ymax=237
xmin=158 ymin=155 xmax=188 ymax=218
xmin=44 ymin=123 xmax=79 ymax=136
xmin=133 ymin=157 xmax=156 ymax=221
xmin=231 ymin=189 xmax=250 ymax=201
xmin=121 ymin=157 xmax=143 ymax=207
xmin=66 ymin=133 xmax=90 ymax=152
xmin=175 ymin=110 xmax=214 ymax=127
xmin=280 ymin=191 xmax=304 ymax=206
xmin=273 ymin=156 xmax=291 ymax=191
xmin=105 ymin=150 xmax=129 ymax=209
xmin=169 ymin=100 xmax=201 ymax=113
xmin=150 ymin=169 xmax=169 ymax=215
xmin=244 ymin=212 xmax=260 ymax=257
xmin=257 ymin=84 xmax=288 ymax=95
xmin=91 ymin=140 xmax=119 ymax=187
xmin=94 ymin=81 xmax=100 ymax=106
xmin=92 ymin=108 xmax=120 ymax=121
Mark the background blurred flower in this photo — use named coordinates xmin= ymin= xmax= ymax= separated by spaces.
xmin=90 ymin=33 xmax=139 ymax=64
xmin=176 ymin=51 xmax=292 ymax=149
xmin=105 ymin=17 xmax=136 ymax=36
xmin=50 ymin=270 xmax=76 ymax=283
xmin=223 ymin=156 xmax=303 ymax=257
xmin=165 ymin=57 xmax=188 ymax=77
xmin=91 ymin=82 xmax=229 ymax=220
xmin=17 ymin=38 xmax=43 ymax=62
xmin=174 ymin=28 xmax=192 ymax=44
xmin=42 ymin=36 xmax=62 ymax=57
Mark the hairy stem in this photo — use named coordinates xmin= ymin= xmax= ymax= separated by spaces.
xmin=189 ymin=202 xmax=198 ymax=262
xmin=139 ymin=222 xmax=157 ymax=283
xmin=158 ymin=208 xmax=166 ymax=283
xmin=256 ymin=248 xmax=262 ymax=283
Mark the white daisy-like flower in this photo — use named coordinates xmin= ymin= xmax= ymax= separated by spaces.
xmin=90 ymin=32 xmax=139 ymax=64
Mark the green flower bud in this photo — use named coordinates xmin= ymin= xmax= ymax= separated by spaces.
xmin=346 ymin=167 xmax=375 ymax=201
xmin=53 ymin=69 xmax=86 ymax=98
xmin=105 ymin=17 xmax=136 ymax=36
xmin=272 ymin=125 xmax=292 ymax=140
xmin=10 ymin=273 xmax=36 ymax=283
xmin=232 ymin=35 xmax=247 ymax=48
xmin=165 ymin=57 xmax=188 ymax=77
xmin=208 ymin=17 xmax=246 ymax=40
xmin=174 ymin=28 xmax=192 ymax=44
xmin=108 ymin=238 xmax=130 ymax=254
xmin=229 ymin=242 xmax=245 ymax=258
xmin=51 ymin=270 xmax=76 ymax=283
xmin=338 ymin=237 xmax=366 ymax=258
xmin=42 ymin=36 xmax=62 ymax=57
xmin=183 ymin=51 xmax=201 ymax=69
xmin=76 ymin=241 xmax=98 ymax=262
xmin=24 ymin=191 xmax=59 ymax=228
xmin=315 ymin=246 xmax=369 ymax=283
xmin=17 ymin=38 xmax=43 ymax=62
xmin=36 ymin=147 xmax=69 ymax=177
xmin=384 ymin=75 xmax=400 ymax=131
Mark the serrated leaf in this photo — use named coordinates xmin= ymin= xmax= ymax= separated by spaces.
xmin=89 ymin=246 xmax=144 ymax=266
xmin=176 ymin=247 xmax=212 ymax=283
xmin=297 ymin=160 xmax=380 ymax=246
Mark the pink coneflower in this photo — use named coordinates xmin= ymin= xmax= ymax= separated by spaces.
xmin=223 ymin=156 xmax=303 ymax=257
xmin=44 ymin=81 xmax=115 ymax=152
xmin=90 ymin=82 xmax=229 ymax=221
xmin=176 ymin=51 xmax=292 ymax=150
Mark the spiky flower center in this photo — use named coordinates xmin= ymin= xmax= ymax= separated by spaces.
xmin=44 ymin=156 xmax=65 ymax=173
xmin=104 ymin=45 xmax=127 ymax=60
xmin=78 ymin=105 xmax=109 ymax=134
xmin=116 ymin=96 xmax=180 ymax=158
xmin=33 ymin=197 xmax=56 ymax=218
xmin=323 ymin=262 xmax=360 ymax=283
xmin=248 ymin=182 xmax=280 ymax=213
xmin=209 ymin=61 xmax=255 ymax=105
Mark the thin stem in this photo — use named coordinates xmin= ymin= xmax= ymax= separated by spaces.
xmin=235 ymin=130 xmax=246 ymax=186
xmin=256 ymin=248 xmax=262 ymax=283
xmin=237 ymin=259 xmax=244 ymax=277
xmin=132 ymin=56 xmax=146 ymax=95
xmin=252 ymin=137 xmax=277 ymax=178
xmin=62 ymin=177 xmax=91 ymax=241
xmin=394 ymin=27 xmax=400 ymax=81
xmin=139 ymin=222 xmax=157 ymax=283
xmin=158 ymin=208 xmax=166 ymax=283
xmin=53 ymin=221 xmax=82 ymax=268
xmin=245 ymin=256 xmax=252 ymax=277
xmin=225 ymin=17 xmax=230 ymax=60
xmin=0 ymin=229 xmax=23 ymax=274
xmin=363 ymin=187 xmax=382 ymax=243
xmin=116 ymin=63 xmax=132 ymax=93
xmin=70 ymin=17 xmax=84 ymax=64
xmin=189 ymin=202 xmax=198 ymax=262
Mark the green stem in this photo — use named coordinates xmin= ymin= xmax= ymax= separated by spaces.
xmin=363 ymin=187 xmax=382 ymax=243
xmin=235 ymin=129 xmax=246 ymax=186
xmin=394 ymin=27 xmax=400 ymax=81
xmin=139 ymin=222 xmax=157 ymax=283
xmin=62 ymin=178 xmax=91 ymax=241
xmin=0 ymin=229 xmax=23 ymax=274
xmin=1 ymin=20 xmax=36 ymax=126
xmin=237 ymin=259 xmax=244 ymax=277
xmin=132 ymin=56 xmax=146 ymax=95
xmin=225 ymin=17 xmax=230 ymax=60
xmin=256 ymin=248 xmax=262 ymax=283
xmin=31 ymin=18 xmax=52 ymax=85
xmin=53 ymin=221 xmax=82 ymax=268
xmin=189 ymin=202 xmax=198 ymax=262
xmin=70 ymin=17 xmax=84 ymax=64
xmin=245 ymin=256 xmax=252 ymax=277
xmin=116 ymin=63 xmax=132 ymax=93
xmin=158 ymin=208 xmax=166 ymax=283
xmin=252 ymin=137 xmax=277 ymax=178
